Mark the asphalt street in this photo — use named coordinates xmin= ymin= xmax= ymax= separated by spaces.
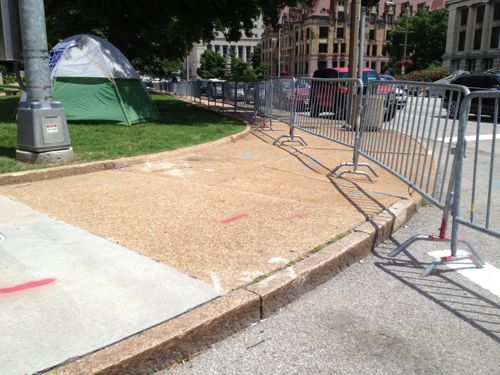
xmin=160 ymin=205 xmax=500 ymax=375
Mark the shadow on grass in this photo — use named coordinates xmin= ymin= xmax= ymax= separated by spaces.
xmin=0 ymin=145 xmax=15 ymax=158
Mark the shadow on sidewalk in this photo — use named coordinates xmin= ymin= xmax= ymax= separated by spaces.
xmin=373 ymin=239 xmax=500 ymax=344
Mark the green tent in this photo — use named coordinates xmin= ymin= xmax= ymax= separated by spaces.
xmin=48 ymin=34 xmax=159 ymax=125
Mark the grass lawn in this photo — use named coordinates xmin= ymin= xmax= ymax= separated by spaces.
xmin=0 ymin=94 xmax=245 ymax=174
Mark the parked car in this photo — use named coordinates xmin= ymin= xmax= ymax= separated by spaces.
xmin=223 ymin=81 xmax=246 ymax=101
xmin=206 ymin=78 xmax=225 ymax=99
xmin=379 ymin=74 xmax=396 ymax=81
xmin=442 ymin=71 xmax=500 ymax=119
xmin=422 ymin=71 xmax=468 ymax=98
xmin=379 ymin=74 xmax=407 ymax=108
xmin=283 ymin=79 xmax=310 ymax=110
xmin=309 ymin=68 xmax=398 ymax=120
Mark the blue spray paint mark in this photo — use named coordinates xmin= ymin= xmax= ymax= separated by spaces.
xmin=243 ymin=151 xmax=256 ymax=160
xmin=493 ymin=181 xmax=500 ymax=188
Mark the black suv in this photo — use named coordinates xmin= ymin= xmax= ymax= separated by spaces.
xmin=443 ymin=71 xmax=500 ymax=119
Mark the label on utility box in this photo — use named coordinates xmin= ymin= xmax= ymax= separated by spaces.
xmin=41 ymin=115 xmax=65 ymax=144
xmin=46 ymin=123 xmax=59 ymax=133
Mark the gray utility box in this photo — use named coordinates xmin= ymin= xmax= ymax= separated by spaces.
xmin=17 ymin=101 xmax=71 ymax=152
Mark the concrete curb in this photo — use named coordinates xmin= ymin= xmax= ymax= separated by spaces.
xmin=44 ymin=198 xmax=417 ymax=374
xmin=0 ymin=125 xmax=252 ymax=187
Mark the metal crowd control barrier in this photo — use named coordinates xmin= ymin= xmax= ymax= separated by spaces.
xmin=357 ymin=80 xmax=489 ymax=275
xmin=162 ymin=77 xmax=497 ymax=276
xmin=453 ymin=91 xmax=500 ymax=239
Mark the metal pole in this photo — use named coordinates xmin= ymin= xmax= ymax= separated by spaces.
xmin=348 ymin=0 xmax=361 ymax=79
xmin=358 ymin=7 xmax=366 ymax=80
xmin=402 ymin=11 xmax=409 ymax=75
xmin=18 ymin=0 xmax=51 ymax=105
xmin=16 ymin=0 xmax=72 ymax=162
xmin=278 ymin=29 xmax=281 ymax=77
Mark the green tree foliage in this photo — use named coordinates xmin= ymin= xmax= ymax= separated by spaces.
xmin=251 ymin=43 xmax=262 ymax=69
xmin=230 ymin=58 xmax=257 ymax=82
xmin=384 ymin=9 xmax=448 ymax=72
xmin=44 ymin=0 xmax=311 ymax=77
xmin=197 ymin=49 xmax=225 ymax=79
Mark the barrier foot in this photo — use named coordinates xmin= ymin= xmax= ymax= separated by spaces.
xmin=253 ymin=117 xmax=274 ymax=131
xmin=422 ymin=252 xmax=484 ymax=277
xmin=273 ymin=135 xmax=307 ymax=146
xmin=333 ymin=169 xmax=374 ymax=183
xmin=330 ymin=162 xmax=378 ymax=182
xmin=388 ymin=234 xmax=485 ymax=277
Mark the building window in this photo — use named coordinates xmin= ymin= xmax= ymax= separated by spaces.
xmin=476 ymin=5 xmax=485 ymax=24
xmin=214 ymin=45 xmax=220 ymax=54
xmin=387 ymin=14 xmax=394 ymax=24
xmin=305 ymin=62 xmax=309 ymax=75
xmin=417 ymin=2 xmax=428 ymax=11
xmin=338 ymin=11 xmax=345 ymax=22
xmin=473 ymin=29 xmax=482 ymax=50
xmin=340 ymin=60 xmax=346 ymax=67
xmin=246 ymin=46 xmax=252 ymax=61
xmin=336 ymin=27 xmax=344 ymax=38
xmin=301 ymin=30 xmax=304 ymax=40
xmin=495 ymin=2 xmax=500 ymax=20
xmin=238 ymin=46 xmax=243 ymax=58
xmin=491 ymin=26 xmax=500 ymax=48
xmin=333 ymin=43 xmax=339 ymax=53
xmin=369 ymin=29 xmax=375 ymax=40
xmin=223 ymin=45 xmax=228 ymax=56
xmin=318 ymin=61 xmax=327 ymax=69
xmin=458 ymin=31 xmax=466 ymax=51
xmin=372 ymin=45 xmax=377 ymax=56
xmin=483 ymin=58 xmax=493 ymax=70
xmin=319 ymin=27 xmax=329 ymax=38
xmin=306 ymin=44 xmax=310 ymax=54
xmin=369 ymin=14 xmax=376 ymax=23
xmin=338 ymin=0 xmax=344 ymax=6
xmin=295 ymin=31 xmax=299 ymax=41
xmin=341 ymin=43 xmax=346 ymax=53
xmin=466 ymin=59 xmax=476 ymax=71
xmin=307 ymin=28 xmax=311 ymax=39
xmin=371 ymin=62 xmax=377 ymax=70
xmin=319 ymin=43 xmax=328 ymax=53
xmin=460 ymin=8 xmax=468 ymax=26
xmin=367 ymin=45 xmax=371 ymax=56
xmin=333 ymin=60 xmax=338 ymax=67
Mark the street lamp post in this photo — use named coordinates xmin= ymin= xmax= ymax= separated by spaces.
xmin=358 ymin=6 xmax=367 ymax=80
xmin=16 ymin=0 xmax=73 ymax=164
xmin=278 ymin=28 xmax=281 ymax=77
xmin=401 ymin=9 xmax=409 ymax=75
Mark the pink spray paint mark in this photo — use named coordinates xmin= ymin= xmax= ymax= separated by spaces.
xmin=0 ymin=278 xmax=56 ymax=294
xmin=221 ymin=213 xmax=249 ymax=224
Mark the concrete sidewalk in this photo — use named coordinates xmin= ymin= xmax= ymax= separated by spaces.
xmin=0 ymin=106 xmax=417 ymax=373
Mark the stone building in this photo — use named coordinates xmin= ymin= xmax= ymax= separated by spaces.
xmin=261 ymin=0 xmax=397 ymax=77
xmin=442 ymin=0 xmax=500 ymax=72
xmin=186 ymin=17 xmax=265 ymax=80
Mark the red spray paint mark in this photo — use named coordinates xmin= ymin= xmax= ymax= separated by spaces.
xmin=221 ymin=213 xmax=249 ymax=224
xmin=0 ymin=278 xmax=56 ymax=294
